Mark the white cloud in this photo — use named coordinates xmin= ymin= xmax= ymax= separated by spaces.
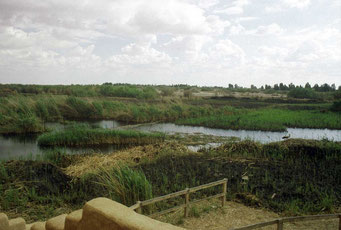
xmin=163 ymin=35 xmax=211 ymax=62
xmin=215 ymin=0 xmax=249 ymax=15
xmin=0 ymin=0 xmax=340 ymax=86
xmin=229 ymin=24 xmax=245 ymax=35
xmin=206 ymin=39 xmax=245 ymax=66
xmin=282 ymin=0 xmax=311 ymax=9
xmin=106 ymin=43 xmax=172 ymax=66
xmin=266 ymin=0 xmax=311 ymax=13
xmin=197 ymin=0 xmax=220 ymax=9
xmin=248 ymin=23 xmax=285 ymax=35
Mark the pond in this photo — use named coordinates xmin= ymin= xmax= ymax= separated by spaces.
xmin=0 ymin=120 xmax=123 ymax=160
xmin=1 ymin=120 xmax=341 ymax=160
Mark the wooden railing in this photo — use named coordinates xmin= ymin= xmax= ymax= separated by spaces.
xmin=231 ymin=213 xmax=341 ymax=230
xmin=130 ymin=178 xmax=228 ymax=218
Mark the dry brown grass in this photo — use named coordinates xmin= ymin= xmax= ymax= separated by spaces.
xmin=154 ymin=199 xmax=338 ymax=230
xmin=64 ymin=142 xmax=192 ymax=177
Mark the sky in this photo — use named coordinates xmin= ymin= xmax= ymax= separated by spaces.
xmin=0 ymin=0 xmax=340 ymax=87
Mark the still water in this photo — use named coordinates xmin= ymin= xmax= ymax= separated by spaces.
xmin=133 ymin=123 xmax=341 ymax=143
xmin=1 ymin=120 xmax=341 ymax=160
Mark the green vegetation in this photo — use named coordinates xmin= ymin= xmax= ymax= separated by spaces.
xmin=176 ymin=108 xmax=341 ymax=131
xmin=287 ymin=88 xmax=318 ymax=99
xmin=99 ymin=84 xmax=158 ymax=99
xmin=331 ymin=101 xmax=341 ymax=112
xmin=94 ymin=165 xmax=153 ymax=206
xmin=37 ymin=124 xmax=165 ymax=146
xmin=0 ymin=83 xmax=340 ymax=134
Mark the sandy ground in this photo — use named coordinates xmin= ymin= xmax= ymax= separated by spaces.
xmin=154 ymin=199 xmax=338 ymax=230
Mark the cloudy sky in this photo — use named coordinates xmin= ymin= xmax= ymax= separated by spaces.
xmin=0 ymin=0 xmax=340 ymax=87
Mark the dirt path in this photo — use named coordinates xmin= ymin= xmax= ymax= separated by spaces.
xmin=155 ymin=199 xmax=338 ymax=230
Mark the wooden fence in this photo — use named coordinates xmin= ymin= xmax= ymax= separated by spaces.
xmin=231 ymin=213 xmax=341 ymax=230
xmin=130 ymin=178 xmax=228 ymax=218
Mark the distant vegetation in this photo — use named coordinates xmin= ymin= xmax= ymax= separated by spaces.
xmin=287 ymin=88 xmax=318 ymax=99
xmin=0 ymin=82 xmax=340 ymax=134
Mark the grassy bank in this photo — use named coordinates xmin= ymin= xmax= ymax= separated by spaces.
xmin=37 ymin=125 xmax=165 ymax=146
xmin=176 ymin=108 xmax=341 ymax=131
xmin=0 ymin=95 xmax=213 ymax=134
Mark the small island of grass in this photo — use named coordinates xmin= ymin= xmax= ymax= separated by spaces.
xmin=37 ymin=125 xmax=165 ymax=147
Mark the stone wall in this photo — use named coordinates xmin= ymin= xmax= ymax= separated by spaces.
xmin=0 ymin=198 xmax=185 ymax=230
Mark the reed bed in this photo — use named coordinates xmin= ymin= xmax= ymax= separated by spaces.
xmin=93 ymin=165 xmax=153 ymax=207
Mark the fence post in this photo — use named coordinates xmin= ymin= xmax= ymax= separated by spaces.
xmin=222 ymin=178 xmax=227 ymax=207
xmin=184 ymin=188 xmax=190 ymax=218
xmin=136 ymin=201 xmax=142 ymax=214
xmin=339 ymin=214 xmax=341 ymax=230
xmin=277 ymin=219 xmax=283 ymax=230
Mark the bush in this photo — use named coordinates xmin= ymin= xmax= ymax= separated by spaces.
xmin=331 ymin=100 xmax=341 ymax=112
xmin=287 ymin=88 xmax=317 ymax=99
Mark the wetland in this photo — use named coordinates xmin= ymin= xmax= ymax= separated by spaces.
xmin=0 ymin=83 xmax=340 ymax=223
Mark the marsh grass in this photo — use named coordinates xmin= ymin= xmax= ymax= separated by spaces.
xmin=93 ymin=165 xmax=153 ymax=207
xmin=176 ymin=108 xmax=341 ymax=131
xmin=37 ymin=124 xmax=165 ymax=146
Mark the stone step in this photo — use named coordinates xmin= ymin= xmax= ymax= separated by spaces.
xmin=0 ymin=213 xmax=9 ymax=230
xmin=8 ymin=218 xmax=26 ymax=230
xmin=25 ymin=224 xmax=33 ymax=230
xmin=45 ymin=214 xmax=66 ymax=230
xmin=65 ymin=210 xmax=82 ymax=230
xmin=30 ymin=222 xmax=46 ymax=230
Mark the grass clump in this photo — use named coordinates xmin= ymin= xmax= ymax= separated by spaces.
xmin=37 ymin=124 xmax=165 ymax=147
xmin=94 ymin=165 xmax=153 ymax=206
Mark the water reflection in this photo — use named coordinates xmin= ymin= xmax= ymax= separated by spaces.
xmin=133 ymin=123 xmax=341 ymax=143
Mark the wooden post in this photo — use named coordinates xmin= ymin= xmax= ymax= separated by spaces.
xmin=277 ymin=219 xmax=283 ymax=230
xmin=184 ymin=188 xmax=190 ymax=218
xmin=339 ymin=214 xmax=341 ymax=230
xmin=222 ymin=178 xmax=227 ymax=207
xmin=136 ymin=201 xmax=142 ymax=214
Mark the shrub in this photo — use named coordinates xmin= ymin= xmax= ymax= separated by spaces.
xmin=287 ymin=88 xmax=317 ymax=99
xmin=331 ymin=100 xmax=341 ymax=112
